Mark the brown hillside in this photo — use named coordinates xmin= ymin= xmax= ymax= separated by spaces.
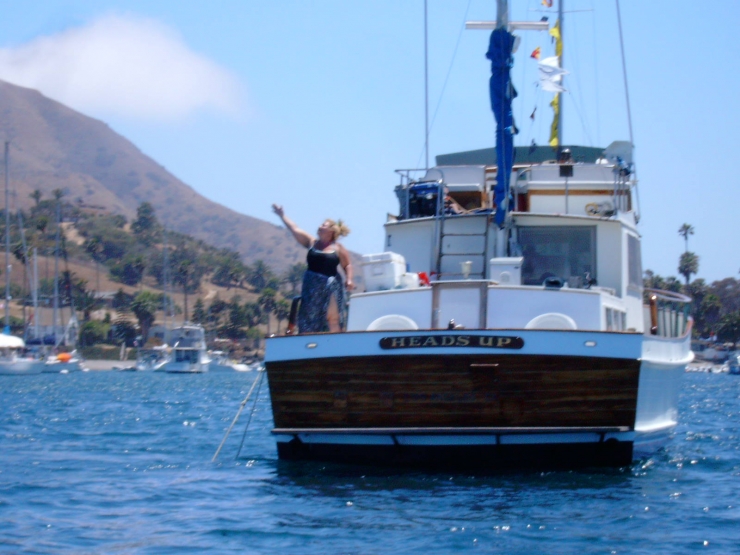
xmin=0 ymin=79 xmax=305 ymax=274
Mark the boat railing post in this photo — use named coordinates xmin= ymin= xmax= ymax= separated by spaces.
xmin=649 ymin=294 xmax=658 ymax=335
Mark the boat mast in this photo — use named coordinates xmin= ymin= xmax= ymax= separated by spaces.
xmin=3 ymin=142 xmax=9 ymax=334
xmin=53 ymin=202 xmax=60 ymax=345
xmin=33 ymin=248 xmax=39 ymax=340
xmin=424 ymin=0 xmax=429 ymax=170
xmin=557 ymin=0 xmax=564 ymax=150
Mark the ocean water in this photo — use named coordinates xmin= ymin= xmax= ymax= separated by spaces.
xmin=1 ymin=370 xmax=738 ymax=555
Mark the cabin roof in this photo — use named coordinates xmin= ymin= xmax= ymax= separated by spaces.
xmin=436 ymin=145 xmax=605 ymax=167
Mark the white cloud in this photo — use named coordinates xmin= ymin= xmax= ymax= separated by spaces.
xmin=0 ymin=14 xmax=241 ymax=120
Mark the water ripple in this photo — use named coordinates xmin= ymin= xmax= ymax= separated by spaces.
xmin=1 ymin=372 xmax=739 ymax=553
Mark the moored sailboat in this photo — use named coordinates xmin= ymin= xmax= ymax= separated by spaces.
xmin=263 ymin=2 xmax=692 ymax=469
xmin=0 ymin=142 xmax=44 ymax=376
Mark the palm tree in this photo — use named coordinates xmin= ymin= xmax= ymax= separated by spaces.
xmin=131 ymin=290 xmax=159 ymax=343
xmin=678 ymin=252 xmax=699 ymax=285
xmin=274 ymin=298 xmax=291 ymax=334
xmin=717 ymin=311 xmax=740 ymax=350
xmin=283 ymin=263 xmax=307 ymax=294
xmin=678 ymin=223 xmax=694 ymax=253
xmin=30 ymin=189 xmax=42 ymax=207
xmin=84 ymin=236 xmax=104 ymax=292
xmin=246 ymin=260 xmax=274 ymax=293
xmin=258 ymin=288 xmax=277 ymax=338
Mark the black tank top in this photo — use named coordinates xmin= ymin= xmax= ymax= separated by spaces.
xmin=307 ymin=245 xmax=340 ymax=277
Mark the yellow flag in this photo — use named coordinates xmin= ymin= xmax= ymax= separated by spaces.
xmin=549 ymin=95 xmax=559 ymax=148
xmin=549 ymin=20 xmax=562 ymax=58
xmin=548 ymin=19 xmax=562 ymax=147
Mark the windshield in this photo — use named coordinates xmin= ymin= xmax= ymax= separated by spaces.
xmin=518 ymin=226 xmax=596 ymax=287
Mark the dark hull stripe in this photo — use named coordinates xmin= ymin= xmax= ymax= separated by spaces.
xmin=266 ymin=354 xmax=640 ymax=430
xmin=276 ymin=439 xmax=634 ymax=470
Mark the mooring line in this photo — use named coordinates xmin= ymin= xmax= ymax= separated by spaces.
xmin=235 ymin=369 xmax=266 ymax=460
xmin=212 ymin=370 xmax=265 ymax=462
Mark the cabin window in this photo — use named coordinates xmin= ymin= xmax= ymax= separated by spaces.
xmin=627 ymin=234 xmax=642 ymax=291
xmin=519 ymin=226 xmax=596 ymax=286
xmin=605 ymin=308 xmax=626 ymax=331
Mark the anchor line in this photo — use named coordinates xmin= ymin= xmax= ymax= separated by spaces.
xmin=212 ymin=370 xmax=264 ymax=462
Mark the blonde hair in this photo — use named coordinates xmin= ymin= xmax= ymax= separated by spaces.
xmin=325 ymin=218 xmax=350 ymax=240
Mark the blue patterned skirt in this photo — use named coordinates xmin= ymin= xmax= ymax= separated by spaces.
xmin=297 ymin=270 xmax=346 ymax=333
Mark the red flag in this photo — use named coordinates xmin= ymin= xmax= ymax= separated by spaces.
xmin=542 ymin=0 xmax=553 ymax=7
xmin=530 ymin=47 xmax=541 ymax=60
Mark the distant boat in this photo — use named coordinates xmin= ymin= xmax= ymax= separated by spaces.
xmin=43 ymin=350 xmax=83 ymax=373
xmin=691 ymin=340 xmax=730 ymax=364
xmin=135 ymin=346 xmax=170 ymax=371
xmin=208 ymin=351 xmax=250 ymax=372
xmin=0 ymin=333 xmax=44 ymax=375
xmin=727 ymin=353 xmax=740 ymax=375
xmin=162 ymin=323 xmax=210 ymax=373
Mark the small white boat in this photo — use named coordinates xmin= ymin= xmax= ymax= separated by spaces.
xmin=727 ymin=353 xmax=740 ymax=375
xmin=136 ymin=346 xmax=171 ymax=371
xmin=162 ymin=324 xmax=210 ymax=373
xmin=208 ymin=351 xmax=261 ymax=372
xmin=43 ymin=351 xmax=83 ymax=373
xmin=208 ymin=351 xmax=238 ymax=372
xmin=0 ymin=334 xmax=45 ymax=375
xmin=691 ymin=341 xmax=730 ymax=364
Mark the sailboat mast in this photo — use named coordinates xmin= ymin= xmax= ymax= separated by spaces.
xmin=423 ymin=0 xmax=429 ymax=170
xmin=4 ymin=142 xmax=10 ymax=334
xmin=53 ymin=202 xmax=60 ymax=345
xmin=33 ymin=248 xmax=39 ymax=339
xmin=557 ymin=0 xmax=564 ymax=150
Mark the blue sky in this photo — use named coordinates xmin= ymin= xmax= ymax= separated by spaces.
xmin=0 ymin=1 xmax=737 ymax=283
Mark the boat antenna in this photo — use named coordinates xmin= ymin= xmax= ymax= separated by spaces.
xmin=3 ymin=141 xmax=9 ymax=334
xmin=615 ymin=0 xmax=634 ymax=150
xmin=424 ymin=0 xmax=430 ymax=170
xmin=615 ymin=0 xmax=640 ymax=221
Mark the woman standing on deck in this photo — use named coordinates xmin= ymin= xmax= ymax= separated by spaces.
xmin=272 ymin=204 xmax=353 ymax=333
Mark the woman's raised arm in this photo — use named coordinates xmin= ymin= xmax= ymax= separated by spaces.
xmin=272 ymin=204 xmax=314 ymax=248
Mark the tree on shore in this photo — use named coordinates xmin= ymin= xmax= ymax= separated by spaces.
xmin=131 ymin=290 xmax=159 ymax=343
xmin=678 ymin=252 xmax=699 ymax=285
xmin=717 ymin=311 xmax=740 ymax=350
xmin=30 ymin=189 xmax=42 ymax=207
xmin=283 ymin=263 xmax=306 ymax=294
xmin=678 ymin=223 xmax=694 ymax=252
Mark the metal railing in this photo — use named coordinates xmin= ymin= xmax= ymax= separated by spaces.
xmin=645 ymin=288 xmax=692 ymax=338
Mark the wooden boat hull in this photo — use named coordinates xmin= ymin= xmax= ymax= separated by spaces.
xmin=265 ymin=329 xmax=647 ymax=469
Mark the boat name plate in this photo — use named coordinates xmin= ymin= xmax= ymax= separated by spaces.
xmin=379 ymin=334 xmax=524 ymax=350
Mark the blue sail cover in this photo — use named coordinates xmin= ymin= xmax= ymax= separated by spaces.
xmin=486 ymin=27 xmax=517 ymax=227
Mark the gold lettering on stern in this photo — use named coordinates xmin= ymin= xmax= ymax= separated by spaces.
xmin=379 ymin=335 xmax=524 ymax=350
xmin=390 ymin=337 xmax=406 ymax=348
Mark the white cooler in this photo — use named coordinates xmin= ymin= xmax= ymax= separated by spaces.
xmin=489 ymin=256 xmax=523 ymax=285
xmin=361 ymin=252 xmax=407 ymax=291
